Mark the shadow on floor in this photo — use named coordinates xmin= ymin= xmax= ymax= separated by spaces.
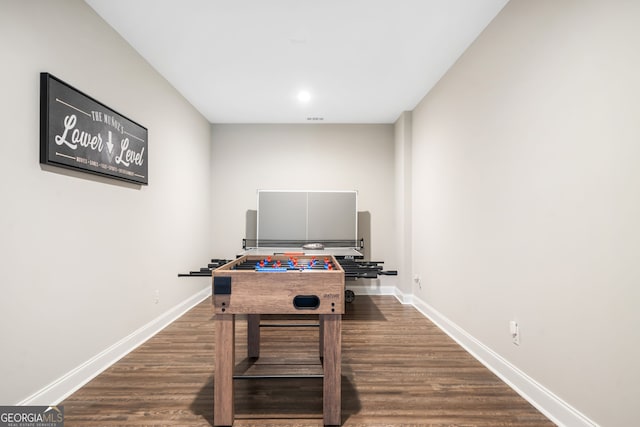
xmin=191 ymin=374 xmax=360 ymax=426
xmin=344 ymin=294 xmax=387 ymax=321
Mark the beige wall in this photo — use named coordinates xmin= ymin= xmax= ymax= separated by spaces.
xmin=410 ymin=1 xmax=640 ymax=425
xmin=0 ymin=0 xmax=212 ymax=404
xmin=210 ymin=124 xmax=398 ymax=275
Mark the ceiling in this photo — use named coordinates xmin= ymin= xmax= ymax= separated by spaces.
xmin=84 ymin=0 xmax=508 ymax=124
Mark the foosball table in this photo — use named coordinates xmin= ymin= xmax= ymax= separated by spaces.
xmin=211 ymin=253 xmax=345 ymax=426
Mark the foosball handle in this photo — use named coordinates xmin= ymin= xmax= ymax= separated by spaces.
xmin=345 ymin=290 xmax=355 ymax=303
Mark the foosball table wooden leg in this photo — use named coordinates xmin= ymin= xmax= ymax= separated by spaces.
xmin=247 ymin=314 xmax=260 ymax=358
xmin=214 ymin=314 xmax=235 ymax=426
xmin=322 ymin=314 xmax=342 ymax=426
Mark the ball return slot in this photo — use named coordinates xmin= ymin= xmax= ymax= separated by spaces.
xmin=293 ymin=294 xmax=320 ymax=309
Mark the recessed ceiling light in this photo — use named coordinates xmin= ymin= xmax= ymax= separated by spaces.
xmin=297 ymin=90 xmax=311 ymax=103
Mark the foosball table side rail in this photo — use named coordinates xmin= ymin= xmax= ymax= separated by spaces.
xmin=178 ymin=256 xmax=397 ymax=305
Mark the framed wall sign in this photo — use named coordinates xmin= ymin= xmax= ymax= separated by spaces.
xmin=40 ymin=73 xmax=148 ymax=185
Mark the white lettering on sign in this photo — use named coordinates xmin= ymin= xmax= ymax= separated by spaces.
xmin=54 ymin=114 xmax=104 ymax=152
xmin=104 ymin=115 xmax=124 ymax=133
xmin=54 ymin=115 xmax=78 ymax=149
xmin=115 ymin=138 xmax=145 ymax=167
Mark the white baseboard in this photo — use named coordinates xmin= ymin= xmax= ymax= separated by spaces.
xmin=347 ymin=281 xmax=397 ymax=296
xmin=408 ymin=294 xmax=598 ymax=427
xmin=18 ymin=286 xmax=212 ymax=406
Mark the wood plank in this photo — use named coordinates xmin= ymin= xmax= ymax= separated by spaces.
xmin=214 ymin=313 xmax=234 ymax=426
xmin=236 ymin=360 xmax=323 ymax=378
xmin=62 ymin=295 xmax=555 ymax=426
xmin=322 ymin=314 xmax=341 ymax=426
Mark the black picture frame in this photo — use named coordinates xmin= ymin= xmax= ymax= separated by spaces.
xmin=40 ymin=73 xmax=148 ymax=185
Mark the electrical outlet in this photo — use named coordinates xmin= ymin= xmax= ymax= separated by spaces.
xmin=509 ymin=320 xmax=520 ymax=345
xmin=154 ymin=289 xmax=160 ymax=304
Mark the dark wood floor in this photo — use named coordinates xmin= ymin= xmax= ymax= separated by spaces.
xmin=62 ymin=295 xmax=555 ymax=426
